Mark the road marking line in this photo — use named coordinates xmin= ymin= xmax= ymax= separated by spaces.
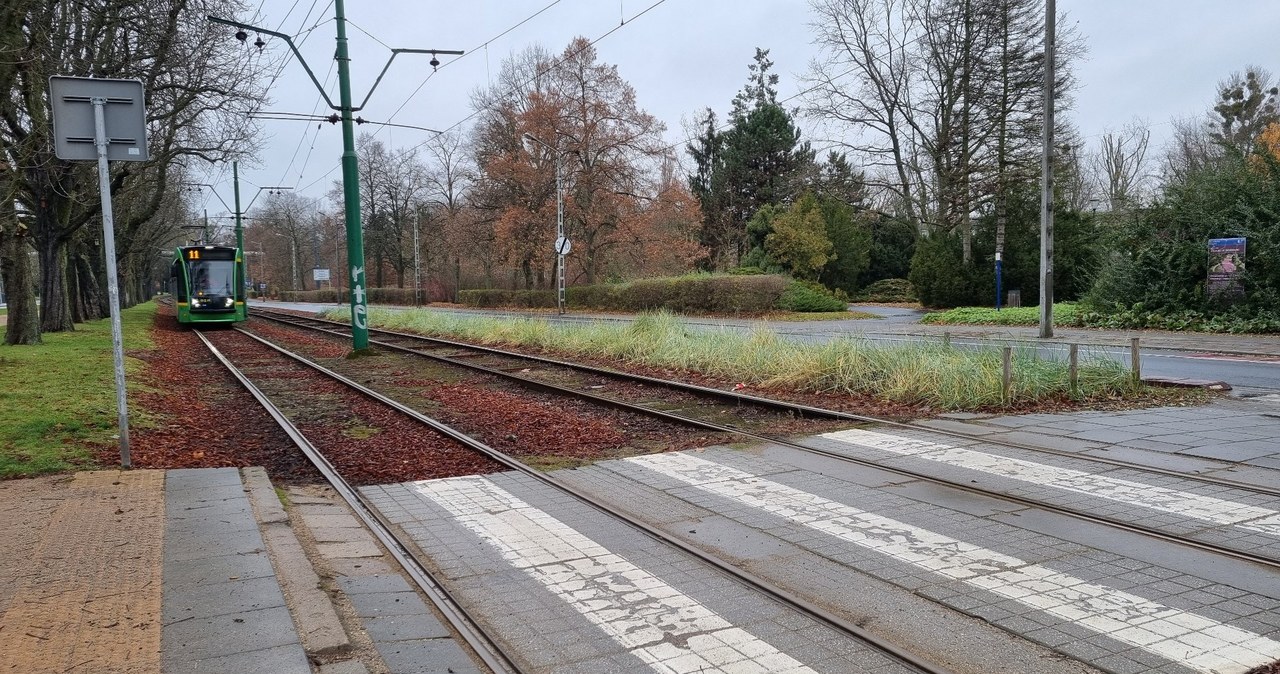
xmin=627 ymin=452 xmax=1280 ymax=674
xmin=822 ymin=428 xmax=1280 ymax=537
xmin=413 ymin=476 xmax=817 ymax=674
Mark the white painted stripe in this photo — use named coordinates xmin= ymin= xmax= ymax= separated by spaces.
xmin=413 ymin=476 xmax=817 ymax=674
xmin=627 ymin=452 xmax=1280 ymax=674
xmin=822 ymin=428 xmax=1280 ymax=537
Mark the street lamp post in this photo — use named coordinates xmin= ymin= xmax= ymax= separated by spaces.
xmin=209 ymin=9 xmax=461 ymax=350
xmin=523 ymin=133 xmax=568 ymax=315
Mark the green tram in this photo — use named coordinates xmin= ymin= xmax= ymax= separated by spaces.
xmin=170 ymin=245 xmax=247 ymax=325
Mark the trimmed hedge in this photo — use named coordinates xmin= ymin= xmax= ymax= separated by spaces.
xmin=277 ymin=287 xmax=418 ymax=304
xmin=459 ymin=274 xmax=790 ymax=315
xmin=459 ymin=289 xmax=557 ymax=309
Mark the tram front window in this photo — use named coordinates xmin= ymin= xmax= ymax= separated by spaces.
xmin=189 ymin=260 xmax=235 ymax=297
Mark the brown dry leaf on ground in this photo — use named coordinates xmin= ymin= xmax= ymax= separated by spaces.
xmin=115 ymin=307 xmax=321 ymax=483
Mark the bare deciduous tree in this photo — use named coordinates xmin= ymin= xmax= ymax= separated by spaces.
xmin=0 ymin=0 xmax=269 ymax=339
xmin=1091 ymin=119 xmax=1151 ymax=211
xmin=804 ymin=0 xmax=1080 ymax=264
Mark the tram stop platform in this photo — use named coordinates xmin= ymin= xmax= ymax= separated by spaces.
xmin=0 ymin=467 xmax=476 ymax=674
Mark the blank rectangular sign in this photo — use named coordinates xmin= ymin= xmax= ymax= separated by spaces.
xmin=49 ymin=76 xmax=149 ymax=162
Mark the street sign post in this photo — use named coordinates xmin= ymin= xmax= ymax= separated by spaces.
xmin=49 ymin=76 xmax=149 ymax=469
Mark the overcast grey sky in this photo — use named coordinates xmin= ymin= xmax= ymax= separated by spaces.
xmin=196 ymin=0 xmax=1278 ymax=213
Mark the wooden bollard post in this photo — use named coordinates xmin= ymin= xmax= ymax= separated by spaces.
xmin=1130 ymin=337 xmax=1141 ymax=391
xmin=1002 ymin=346 xmax=1013 ymax=404
xmin=1069 ymin=344 xmax=1079 ymax=397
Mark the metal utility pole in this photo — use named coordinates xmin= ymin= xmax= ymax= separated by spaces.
xmin=209 ymin=10 xmax=460 ymax=351
xmin=234 ymin=161 xmax=244 ymax=293
xmin=523 ymin=133 xmax=569 ymax=315
xmin=554 ymin=150 xmax=565 ymax=315
xmin=186 ymin=163 xmax=286 ymax=305
xmin=1039 ymin=0 xmax=1056 ymax=338
xmin=413 ymin=212 xmax=422 ymax=305
xmin=331 ymin=0 xmax=369 ymax=345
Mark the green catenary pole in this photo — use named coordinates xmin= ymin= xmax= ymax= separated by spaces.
xmin=234 ymin=161 xmax=244 ymax=301
xmin=334 ymin=0 xmax=369 ymax=350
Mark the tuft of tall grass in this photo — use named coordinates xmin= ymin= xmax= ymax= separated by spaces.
xmin=331 ymin=307 xmax=1134 ymax=410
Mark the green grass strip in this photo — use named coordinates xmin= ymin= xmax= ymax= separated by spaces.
xmin=0 ymin=302 xmax=156 ymax=478
xmin=331 ymin=307 xmax=1132 ymax=410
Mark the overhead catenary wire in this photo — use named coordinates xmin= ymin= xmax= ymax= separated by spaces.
xmin=274 ymin=60 xmax=337 ymax=186
xmin=379 ymin=0 xmax=566 ymax=127
xmin=295 ymin=0 xmax=668 ymax=194
xmin=199 ymin=0 xmax=333 ymax=202
xmin=251 ymin=111 xmax=442 ymax=135
xmin=426 ymin=0 xmax=670 ymax=142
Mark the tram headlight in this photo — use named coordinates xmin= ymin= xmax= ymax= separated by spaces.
xmin=190 ymin=298 xmax=203 ymax=307
xmin=223 ymin=297 xmax=234 ymax=307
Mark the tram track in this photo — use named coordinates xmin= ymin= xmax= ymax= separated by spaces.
xmin=249 ymin=308 xmax=1280 ymax=573
xmin=196 ymin=325 xmax=957 ymax=674
xmin=250 ymin=309 xmax=1277 ymax=491
xmin=193 ymin=328 xmax=516 ymax=673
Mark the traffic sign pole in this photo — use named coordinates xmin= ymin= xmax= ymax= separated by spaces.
xmin=50 ymin=76 xmax=147 ymax=470
xmin=92 ymin=98 xmax=131 ymax=468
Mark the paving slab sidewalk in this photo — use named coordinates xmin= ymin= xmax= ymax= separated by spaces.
xmin=0 ymin=468 xmax=364 ymax=674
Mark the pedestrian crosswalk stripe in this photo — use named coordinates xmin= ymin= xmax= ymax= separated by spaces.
xmin=414 ymin=476 xmax=818 ymax=674
xmin=628 ymin=451 xmax=1280 ymax=674
xmin=822 ymin=428 xmax=1280 ymax=537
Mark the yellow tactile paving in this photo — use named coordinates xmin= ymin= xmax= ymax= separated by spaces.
xmin=0 ymin=470 xmax=165 ymax=674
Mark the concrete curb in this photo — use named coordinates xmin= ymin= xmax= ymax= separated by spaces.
xmin=242 ymin=467 xmax=352 ymax=657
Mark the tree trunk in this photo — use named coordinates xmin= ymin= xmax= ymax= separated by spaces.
xmin=521 ymin=259 xmax=533 ymax=290
xmin=79 ymin=247 xmax=107 ymax=322
xmin=37 ymin=235 xmax=74 ymax=333
xmin=1 ymin=228 xmax=40 ymax=346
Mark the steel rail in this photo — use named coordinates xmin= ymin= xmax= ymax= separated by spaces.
xmin=250 ymin=310 xmax=1280 ymax=572
xmin=254 ymin=308 xmax=1280 ymax=499
xmin=193 ymin=330 xmax=523 ymax=674
xmin=226 ymin=325 xmax=956 ymax=674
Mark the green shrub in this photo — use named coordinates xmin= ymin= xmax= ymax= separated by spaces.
xmin=1077 ymin=307 xmax=1280 ymax=334
xmin=859 ymin=278 xmax=917 ymax=303
xmin=778 ymin=280 xmax=847 ymax=312
xmin=622 ymin=274 xmax=788 ymax=313
xmin=908 ymin=233 xmax=981 ymax=308
xmin=459 ymin=275 xmax=790 ymax=315
xmin=369 ymin=287 xmax=415 ymax=305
